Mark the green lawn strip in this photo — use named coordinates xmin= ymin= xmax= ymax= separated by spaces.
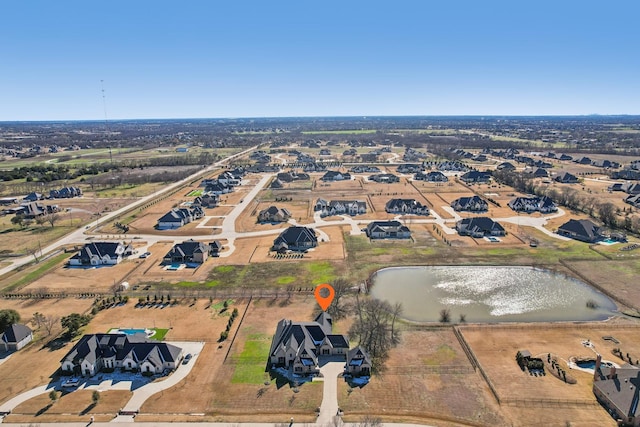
xmin=231 ymin=338 xmax=272 ymax=384
xmin=276 ymin=276 xmax=296 ymax=285
xmin=187 ymin=189 xmax=203 ymax=197
xmin=150 ymin=328 xmax=169 ymax=341
xmin=3 ymin=252 xmax=71 ymax=292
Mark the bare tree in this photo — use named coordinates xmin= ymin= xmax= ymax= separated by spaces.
xmin=26 ymin=246 xmax=40 ymax=263
xmin=44 ymin=315 xmax=59 ymax=336
xmin=357 ymin=415 xmax=382 ymax=427
xmin=32 ymin=312 xmax=45 ymax=329
xmin=598 ymin=202 xmax=617 ymax=227
xmin=349 ymin=296 xmax=401 ymax=371
xmin=439 ymin=308 xmax=451 ymax=323
xmin=35 ymin=215 xmax=47 ymax=227
xmin=46 ymin=213 xmax=61 ymax=228
xmin=328 ymin=277 xmax=351 ymax=319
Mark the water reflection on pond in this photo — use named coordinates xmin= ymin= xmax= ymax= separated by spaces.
xmin=370 ymin=266 xmax=617 ymax=323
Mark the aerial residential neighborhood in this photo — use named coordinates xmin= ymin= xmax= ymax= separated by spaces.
xmin=1 ymin=118 xmax=640 ymax=427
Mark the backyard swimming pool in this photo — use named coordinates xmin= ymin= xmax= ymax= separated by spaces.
xmin=108 ymin=328 xmax=155 ymax=338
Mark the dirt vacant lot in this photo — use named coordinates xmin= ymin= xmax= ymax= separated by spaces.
xmin=461 ymin=323 xmax=640 ymax=426
xmin=339 ymin=327 xmax=506 ymax=426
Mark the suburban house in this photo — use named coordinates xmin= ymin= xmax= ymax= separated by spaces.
xmin=209 ymin=240 xmax=223 ymax=257
xmin=273 ymin=226 xmax=318 ymax=252
xmin=350 ymin=165 xmax=380 ymax=173
xmin=321 ymin=171 xmax=351 ymax=182
xmin=162 ymin=239 xmax=210 ymax=265
xmin=415 ymin=171 xmax=448 ymax=182
xmin=315 ymin=199 xmax=367 ymax=217
xmin=396 ymin=164 xmax=423 ymax=174
xmin=216 ymin=171 xmax=241 ymax=187
xmin=496 ymin=162 xmax=516 ymax=171
xmin=203 ymin=181 xmax=233 ymax=195
xmin=69 ymin=242 xmax=132 ymax=266
xmin=451 ymin=195 xmax=488 ymax=212
xmin=526 ymin=168 xmax=549 ymax=178
xmin=276 ymin=171 xmax=310 ymax=182
xmin=258 ymin=206 xmax=292 ymax=223
xmin=365 ymin=220 xmax=411 ymax=239
xmin=460 ymin=171 xmax=492 ymax=183
xmin=437 ymin=160 xmax=469 ymax=172
xmin=625 ymin=194 xmax=640 ymax=208
xmin=194 ymin=193 xmax=219 ymax=208
xmin=555 ymin=172 xmax=579 ymax=184
xmin=0 ymin=324 xmax=33 ymax=352
xmin=456 ymin=217 xmax=505 ymax=237
xmin=593 ymin=357 xmax=640 ymax=426
xmin=369 ymin=173 xmax=400 ymax=183
xmin=621 ymin=182 xmax=640 ymax=195
xmin=268 ymin=312 xmax=349 ymax=375
xmin=0 ymin=197 xmax=18 ymax=206
xmin=17 ymin=202 xmax=59 ymax=218
xmin=557 ymin=219 xmax=602 ymax=243
xmin=49 ymin=186 xmax=82 ymax=199
xmin=574 ymin=156 xmax=592 ymax=165
xmin=508 ymin=196 xmax=558 ymax=213
xmin=60 ymin=333 xmax=183 ymax=376
xmin=157 ymin=206 xmax=204 ymax=229
xmin=385 ymin=199 xmax=429 ymax=215
xmin=345 ymin=346 xmax=372 ymax=377
xmin=23 ymin=192 xmax=44 ymax=202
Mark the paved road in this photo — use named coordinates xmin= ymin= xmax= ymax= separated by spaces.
xmin=0 ymin=147 xmax=257 ymax=277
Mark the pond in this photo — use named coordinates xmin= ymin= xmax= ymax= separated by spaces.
xmin=370 ymin=266 xmax=617 ymax=323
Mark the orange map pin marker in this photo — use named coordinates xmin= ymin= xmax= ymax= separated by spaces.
xmin=314 ymin=283 xmax=335 ymax=311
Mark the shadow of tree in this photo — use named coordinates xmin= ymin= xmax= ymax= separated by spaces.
xmin=80 ymin=402 xmax=96 ymax=415
xmin=36 ymin=403 xmax=52 ymax=416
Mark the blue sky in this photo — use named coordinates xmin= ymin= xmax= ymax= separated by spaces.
xmin=2 ymin=1 xmax=639 ymax=120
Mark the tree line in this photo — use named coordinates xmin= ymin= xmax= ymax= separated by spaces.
xmin=493 ymin=169 xmax=640 ymax=234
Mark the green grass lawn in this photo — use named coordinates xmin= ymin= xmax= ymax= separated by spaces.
xmin=187 ymin=189 xmax=203 ymax=197
xmin=150 ymin=328 xmax=169 ymax=341
xmin=1 ymin=252 xmax=71 ymax=292
xmin=231 ymin=336 xmax=272 ymax=384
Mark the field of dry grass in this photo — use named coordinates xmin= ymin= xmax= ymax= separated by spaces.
xmin=460 ymin=323 xmax=640 ymax=426
xmin=339 ymin=327 xmax=506 ymax=426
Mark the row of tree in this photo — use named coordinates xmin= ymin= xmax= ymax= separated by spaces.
xmin=493 ymin=169 xmax=640 ymax=234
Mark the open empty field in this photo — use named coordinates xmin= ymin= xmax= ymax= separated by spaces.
xmin=22 ymin=256 xmax=143 ymax=293
xmin=339 ymin=327 xmax=506 ymax=426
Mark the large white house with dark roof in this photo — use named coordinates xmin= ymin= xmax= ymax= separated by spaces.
xmin=272 ymin=226 xmax=318 ymax=252
xmin=60 ymin=333 xmax=183 ymax=376
xmin=69 ymin=242 xmax=132 ymax=266
xmin=385 ymin=199 xmax=429 ymax=216
xmin=1 ymin=324 xmax=33 ymax=351
xmin=269 ymin=312 xmax=349 ymax=375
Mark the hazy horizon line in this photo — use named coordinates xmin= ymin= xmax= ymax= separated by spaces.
xmin=2 ymin=113 xmax=640 ymax=124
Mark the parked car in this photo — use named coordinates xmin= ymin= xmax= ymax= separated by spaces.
xmin=183 ymin=353 xmax=193 ymax=364
xmin=139 ymin=251 xmax=151 ymax=258
xmin=62 ymin=378 xmax=80 ymax=388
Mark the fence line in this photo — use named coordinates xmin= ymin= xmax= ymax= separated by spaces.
xmin=454 ymin=327 xmax=501 ymax=404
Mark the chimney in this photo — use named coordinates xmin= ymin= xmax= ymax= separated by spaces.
xmin=610 ymin=365 xmax=617 ymax=379
xmin=594 ymin=354 xmax=602 ymax=382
